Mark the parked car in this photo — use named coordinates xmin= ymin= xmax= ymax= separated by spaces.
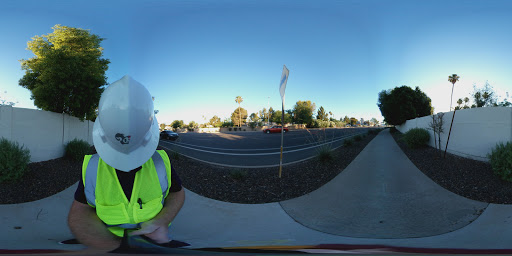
xmin=160 ymin=130 xmax=179 ymax=141
xmin=263 ymin=126 xmax=289 ymax=134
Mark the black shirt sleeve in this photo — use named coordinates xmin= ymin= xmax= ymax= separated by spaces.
xmin=74 ymin=162 xmax=182 ymax=204
xmin=169 ymin=163 xmax=183 ymax=193
xmin=74 ymin=177 xmax=87 ymax=204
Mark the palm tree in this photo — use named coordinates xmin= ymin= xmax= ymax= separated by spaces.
xmin=448 ymin=74 xmax=460 ymax=111
xmin=235 ymin=96 xmax=243 ymax=127
xmin=456 ymin=98 xmax=463 ymax=110
xmin=445 ymin=74 xmax=460 ymax=158
xmin=463 ymin=97 xmax=470 ymax=108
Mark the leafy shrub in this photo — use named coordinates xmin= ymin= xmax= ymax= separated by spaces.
xmin=402 ymin=128 xmax=430 ymax=149
xmin=309 ymin=120 xmax=320 ymax=128
xmin=343 ymin=138 xmax=353 ymax=147
xmin=488 ymin=142 xmax=512 ymax=182
xmin=230 ymin=168 xmax=248 ymax=181
xmin=65 ymin=139 xmax=92 ymax=161
xmin=354 ymin=135 xmax=363 ymax=141
xmin=221 ymin=121 xmax=234 ymax=127
xmin=0 ymin=138 xmax=31 ymax=183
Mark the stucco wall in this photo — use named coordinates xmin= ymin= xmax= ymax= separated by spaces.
xmin=0 ymin=106 xmax=94 ymax=162
xmin=396 ymin=107 xmax=512 ymax=161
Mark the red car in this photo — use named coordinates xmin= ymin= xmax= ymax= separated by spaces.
xmin=263 ymin=126 xmax=289 ymax=134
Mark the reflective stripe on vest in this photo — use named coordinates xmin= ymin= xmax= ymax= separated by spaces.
xmin=85 ymin=154 xmax=100 ymax=207
xmin=84 ymin=151 xmax=168 ymax=208
xmin=106 ymin=223 xmax=141 ymax=229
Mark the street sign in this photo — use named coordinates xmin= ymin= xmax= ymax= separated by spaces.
xmin=279 ymin=65 xmax=289 ymax=104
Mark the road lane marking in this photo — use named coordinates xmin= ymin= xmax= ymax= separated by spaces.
xmin=159 ymin=132 xmax=367 ymax=156
xmin=163 ymin=132 xmax=366 ymax=152
xmin=159 ymin=141 xmax=347 ymax=168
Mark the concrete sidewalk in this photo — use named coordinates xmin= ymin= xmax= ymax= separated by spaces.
xmin=1 ymin=129 xmax=512 ymax=251
xmin=280 ymin=129 xmax=488 ymax=238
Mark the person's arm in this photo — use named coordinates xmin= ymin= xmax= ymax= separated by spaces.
xmin=129 ymin=188 xmax=185 ymax=243
xmin=68 ymin=200 xmax=122 ymax=251
xmin=158 ymin=187 xmax=185 ymax=223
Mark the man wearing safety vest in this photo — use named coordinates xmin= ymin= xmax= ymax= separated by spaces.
xmin=68 ymin=76 xmax=186 ymax=251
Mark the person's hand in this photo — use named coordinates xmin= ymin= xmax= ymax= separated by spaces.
xmin=129 ymin=220 xmax=170 ymax=244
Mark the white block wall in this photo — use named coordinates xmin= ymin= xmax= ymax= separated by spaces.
xmin=0 ymin=106 xmax=94 ymax=162
xmin=396 ymin=107 xmax=512 ymax=161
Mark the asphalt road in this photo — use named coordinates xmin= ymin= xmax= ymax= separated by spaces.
xmin=158 ymin=128 xmax=372 ymax=167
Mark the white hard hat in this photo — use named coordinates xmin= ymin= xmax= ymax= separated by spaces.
xmin=92 ymin=75 xmax=159 ymax=172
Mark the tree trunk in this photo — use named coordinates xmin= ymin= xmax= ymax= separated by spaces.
xmin=438 ymin=130 xmax=441 ymax=152
xmin=449 ymin=83 xmax=455 ymax=111
xmin=444 ymin=110 xmax=456 ymax=158
xmin=433 ymin=117 xmax=437 ymax=151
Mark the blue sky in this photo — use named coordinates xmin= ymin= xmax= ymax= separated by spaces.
xmin=1 ymin=0 xmax=511 ymax=125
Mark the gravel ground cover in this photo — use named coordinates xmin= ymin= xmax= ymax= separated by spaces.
xmin=0 ymin=130 xmax=379 ymax=204
xmin=169 ymin=132 xmax=379 ymax=204
xmin=0 ymin=157 xmax=82 ymax=204
xmin=391 ymin=129 xmax=512 ymax=204
xmin=3 ymin=128 xmax=508 ymax=205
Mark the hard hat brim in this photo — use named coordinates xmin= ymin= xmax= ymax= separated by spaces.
xmin=92 ymin=117 xmax=160 ymax=172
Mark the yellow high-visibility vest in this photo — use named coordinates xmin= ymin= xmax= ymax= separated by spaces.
xmin=82 ymin=150 xmax=172 ymax=237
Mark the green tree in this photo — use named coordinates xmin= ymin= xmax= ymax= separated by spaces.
xmin=268 ymin=107 xmax=275 ymax=123
xmin=448 ymin=74 xmax=460 ymax=111
xmin=221 ymin=118 xmax=234 ymax=127
xmin=445 ymin=74 xmax=462 ymax=158
xmin=286 ymin=109 xmax=294 ymax=125
xmin=209 ymin=115 xmax=222 ymax=127
xmin=171 ymin=120 xmax=184 ymax=130
xmin=18 ymin=25 xmax=109 ymax=121
xmin=343 ymin=116 xmax=350 ymax=124
xmin=248 ymin=113 xmax=259 ymax=123
xmin=159 ymin=123 xmax=166 ymax=130
xmin=272 ymin=110 xmax=292 ymax=125
xmin=235 ymin=96 xmax=243 ymax=127
xmin=370 ymin=118 xmax=379 ymax=126
xmin=188 ymin=121 xmax=197 ymax=129
xmin=292 ymin=100 xmax=315 ymax=126
xmin=349 ymin=117 xmax=358 ymax=126
xmin=259 ymin=108 xmax=268 ymax=124
xmin=471 ymin=82 xmax=498 ymax=108
xmin=248 ymin=113 xmax=259 ymax=128
xmin=377 ymin=85 xmax=433 ymax=125
xmin=463 ymin=97 xmax=470 ymax=109
xmin=316 ymin=106 xmax=328 ymax=121
xmin=455 ymin=98 xmax=463 ymax=110
xmin=231 ymin=107 xmax=248 ymax=126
